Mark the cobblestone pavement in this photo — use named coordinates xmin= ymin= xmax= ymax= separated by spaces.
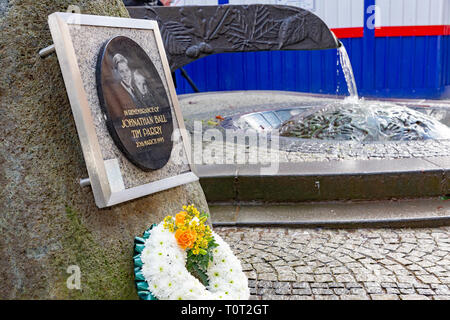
xmin=215 ymin=227 xmax=450 ymax=300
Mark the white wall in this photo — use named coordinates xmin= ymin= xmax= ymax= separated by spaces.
xmin=375 ymin=0 xmax=448 ymax=26
xmin=169 ymin=0 xmax=450 ymax=28
xmin=170 ymin=0 xmax=218 ymax=6
xmin=313 ymin=0 xmax=364 ymax=28
xmin=227 ymin=0 xmax=364 ymax=28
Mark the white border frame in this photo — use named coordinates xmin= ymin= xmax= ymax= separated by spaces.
xmin=48 ymin=12 xmax=198 ymax=208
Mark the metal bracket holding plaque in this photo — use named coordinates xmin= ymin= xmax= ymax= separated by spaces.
xmin=48 ymin=12 xmax=198 ymax=208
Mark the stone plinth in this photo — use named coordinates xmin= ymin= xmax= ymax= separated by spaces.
xmin=0 ymin=0 xmax=208 ymax=299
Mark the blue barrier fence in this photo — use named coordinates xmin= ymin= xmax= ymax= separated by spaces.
xmin=174 ymin=1 xmax=450 ymax=99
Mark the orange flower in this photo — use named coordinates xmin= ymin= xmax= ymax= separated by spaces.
xmin=175 ymin=229 xmax=197 ymax=250
xmin=175 ymin=211 xmax=187 ymax=226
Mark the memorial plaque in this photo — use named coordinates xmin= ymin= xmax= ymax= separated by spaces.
xmin=97 ymin=36 xmax=173 ymax=170
xmin=48 ymin=13 xmax=197 ymax=208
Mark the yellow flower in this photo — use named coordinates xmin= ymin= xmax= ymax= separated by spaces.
xmin=163 ymin=215 xmax=175 ymax=232
xmin=163 ymin=205 xmax=214 ymax=255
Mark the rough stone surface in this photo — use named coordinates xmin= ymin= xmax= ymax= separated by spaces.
xmin=0 ymin=0 xmax=9 ymax=17
xmin=0 ymin=0 xmax=208 ymax=299
xmin=216 ymin=226 xmax=450 ymax=300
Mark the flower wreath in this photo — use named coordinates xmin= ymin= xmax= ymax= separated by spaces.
xmin=133 ymin=205 xmax=250 ymax=300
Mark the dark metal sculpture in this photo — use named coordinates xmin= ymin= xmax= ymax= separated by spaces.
xmin=126 ymin=4 xmax=341 ymax=71
xmin=123 ymin=0 xmax=158 ymax=6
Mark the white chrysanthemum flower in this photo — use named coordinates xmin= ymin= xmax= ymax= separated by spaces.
xmin=139 ymin=221 xmax=250 ymax=300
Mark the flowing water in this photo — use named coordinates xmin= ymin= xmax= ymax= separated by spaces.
xmin=279 ymin=101 xmax=450 ymax=141
xmin=277 ymin=43 xmax=450 ymax=141
xmin=338 ymin=45 xmax=358 ymax=99
xmin=223 ymin=43 xmax=450 ymax=142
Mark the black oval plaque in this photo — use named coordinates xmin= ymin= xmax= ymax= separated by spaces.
xmin=96 ymin=36 xmax=173 ymax=171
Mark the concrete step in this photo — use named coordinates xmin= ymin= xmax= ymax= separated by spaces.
xmin=210 ymin=197 xmax=450 ymax=228
xmin=197 ymin=157 xmax=450 ymax=203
